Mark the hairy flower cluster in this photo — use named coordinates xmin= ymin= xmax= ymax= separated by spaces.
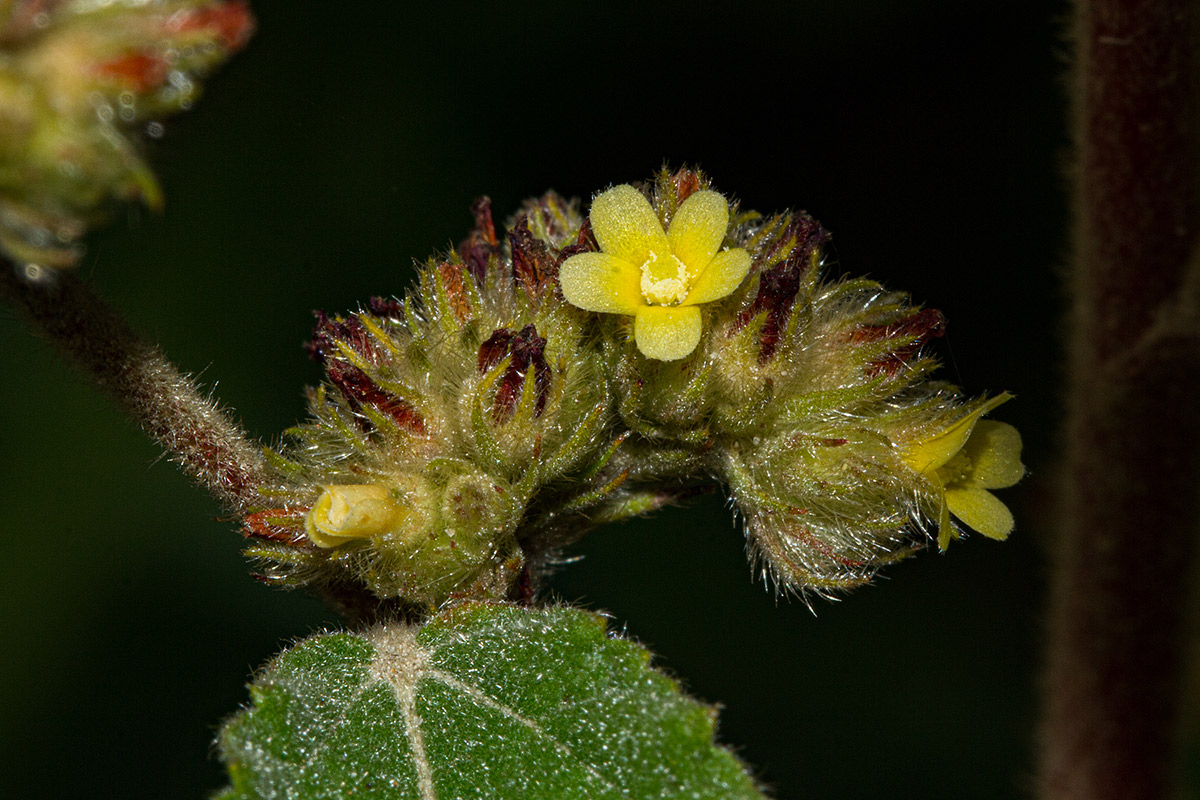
xmin=243 ymin=169 xmax=1023 ymax=607
xmin=244 ymin=193 xmax=628 ymax=606
xmin=0 ymin=0 xmax=253 ymax=267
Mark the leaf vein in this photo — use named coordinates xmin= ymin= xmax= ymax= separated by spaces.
xmin=368 ymin=626 xmax=437 ymax=800
xmin=428 ymin=667 xmax=625 ymax=797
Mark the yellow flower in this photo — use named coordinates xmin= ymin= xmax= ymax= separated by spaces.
xmin=559 ymin=184 xmax=751 ymax=360
xmin=900 ymin=394 xmax=1025 ymax=550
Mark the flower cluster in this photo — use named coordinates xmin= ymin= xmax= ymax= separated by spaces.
xmin=0 ymin=0 xmax=253 ymax=267
xmin=243 ymin=168 xmax=1023 ymax=608
xmin=244 ymin=192 xmax=631 ymax=606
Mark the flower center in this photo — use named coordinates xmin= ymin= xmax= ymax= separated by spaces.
xmin=936 ymin=451 xmax=972 ymax=485
xmin=639 ymin=250 xmax=690 ymax=305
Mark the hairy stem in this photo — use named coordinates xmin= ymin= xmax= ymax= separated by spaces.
xmin=1042 ymin=1 xmax=1200 ymax=797
xmin=0 ymin=258 xmax=270 ymax=511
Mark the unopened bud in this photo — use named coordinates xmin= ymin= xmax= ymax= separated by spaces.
xmin=305 ymin=484 xmax=407 ymax=549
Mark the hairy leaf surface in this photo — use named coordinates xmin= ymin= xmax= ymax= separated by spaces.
xmin=215 ymin=602 xmax=766 ymax=800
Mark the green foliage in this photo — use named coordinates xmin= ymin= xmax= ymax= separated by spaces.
xmin=215 ymin=602 xmax=767 ymax=800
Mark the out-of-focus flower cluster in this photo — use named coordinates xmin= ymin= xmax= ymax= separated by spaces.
xmin=244 ymin=168 xmax=1023 ymax=609
xmin=0 ymin=0 xmax=252 ymax=267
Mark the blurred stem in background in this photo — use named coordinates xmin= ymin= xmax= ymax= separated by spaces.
xmin=1042 ymin=0 xmax=1200 ymax=797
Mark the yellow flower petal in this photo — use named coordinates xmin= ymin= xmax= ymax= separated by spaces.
xmin=901 ymin=392 xmax=1013 ymax=474
xmin=634 ymin=304 xmax=703 ymax=360
xmin=589 ymin=184 xmax=670 ymax=266
xmin=667 ymin=189 xmax=729 ymax=270
xmin=960 ymin=420 xmax=1025 ymax=489
xmin=683 ymin=247 xmax=752 ymax=306
xmin=944 ymin=486 xmax=1014 ymax=540
xmin=917 ymin=470 xmax=959 ymax=551
xmin=558 ymin=252 xmax=644 ymax=315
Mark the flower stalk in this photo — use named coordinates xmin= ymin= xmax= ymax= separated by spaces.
xmin=0 ymin=258 xmax=270 ymax=511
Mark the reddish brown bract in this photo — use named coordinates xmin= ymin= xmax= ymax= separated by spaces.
xmin=94 ymin=53 xmax=169 ymax=91
xmin=170 ymin=0 xmax=255 ymax=49
xmin=672 ymin=169 xmax=702 ymax=204
xmin=737 ymin=213 xmax=828 ymax=362
xmin=242 ymin=507 xmax=308 ymax=546
xmin=509 ymin=217 xmax=558 ymax=300
xmin=460 ymin=196 xmax=500 ymax=282
xmin=437 ymin=260 xmax=474 ymax=324
xmin=851 ymin=308 xmax=946 ymax=376
xmin=478 ymin=324 xmax=550 ymax=421
xmin=308 ymin=311 xmax=425 ymax=433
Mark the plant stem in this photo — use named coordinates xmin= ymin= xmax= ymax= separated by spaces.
xmin=1042 ymin=1 xmax=1200 ymax=797
xmin=0 ymin=258 xmax=271 ymax=512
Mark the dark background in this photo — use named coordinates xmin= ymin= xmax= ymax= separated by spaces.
xmin=0 ymin=2 xmax=1067 ymax=797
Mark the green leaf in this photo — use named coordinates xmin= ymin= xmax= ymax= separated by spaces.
xmin=215 ymin=602 xmax=767 ymax=800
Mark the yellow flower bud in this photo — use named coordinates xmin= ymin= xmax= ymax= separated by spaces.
xmin=305 ymin=484 xmax=405 ymax=549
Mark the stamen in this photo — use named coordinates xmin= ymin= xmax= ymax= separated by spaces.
xmin=640 ymin=250 xmax=690 ymax=305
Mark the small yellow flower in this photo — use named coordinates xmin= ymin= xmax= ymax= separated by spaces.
xmin=900 ymin=394 xmax=1025 ymax=550
xmin=559 ymin=184 xmax=751 ymax=360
